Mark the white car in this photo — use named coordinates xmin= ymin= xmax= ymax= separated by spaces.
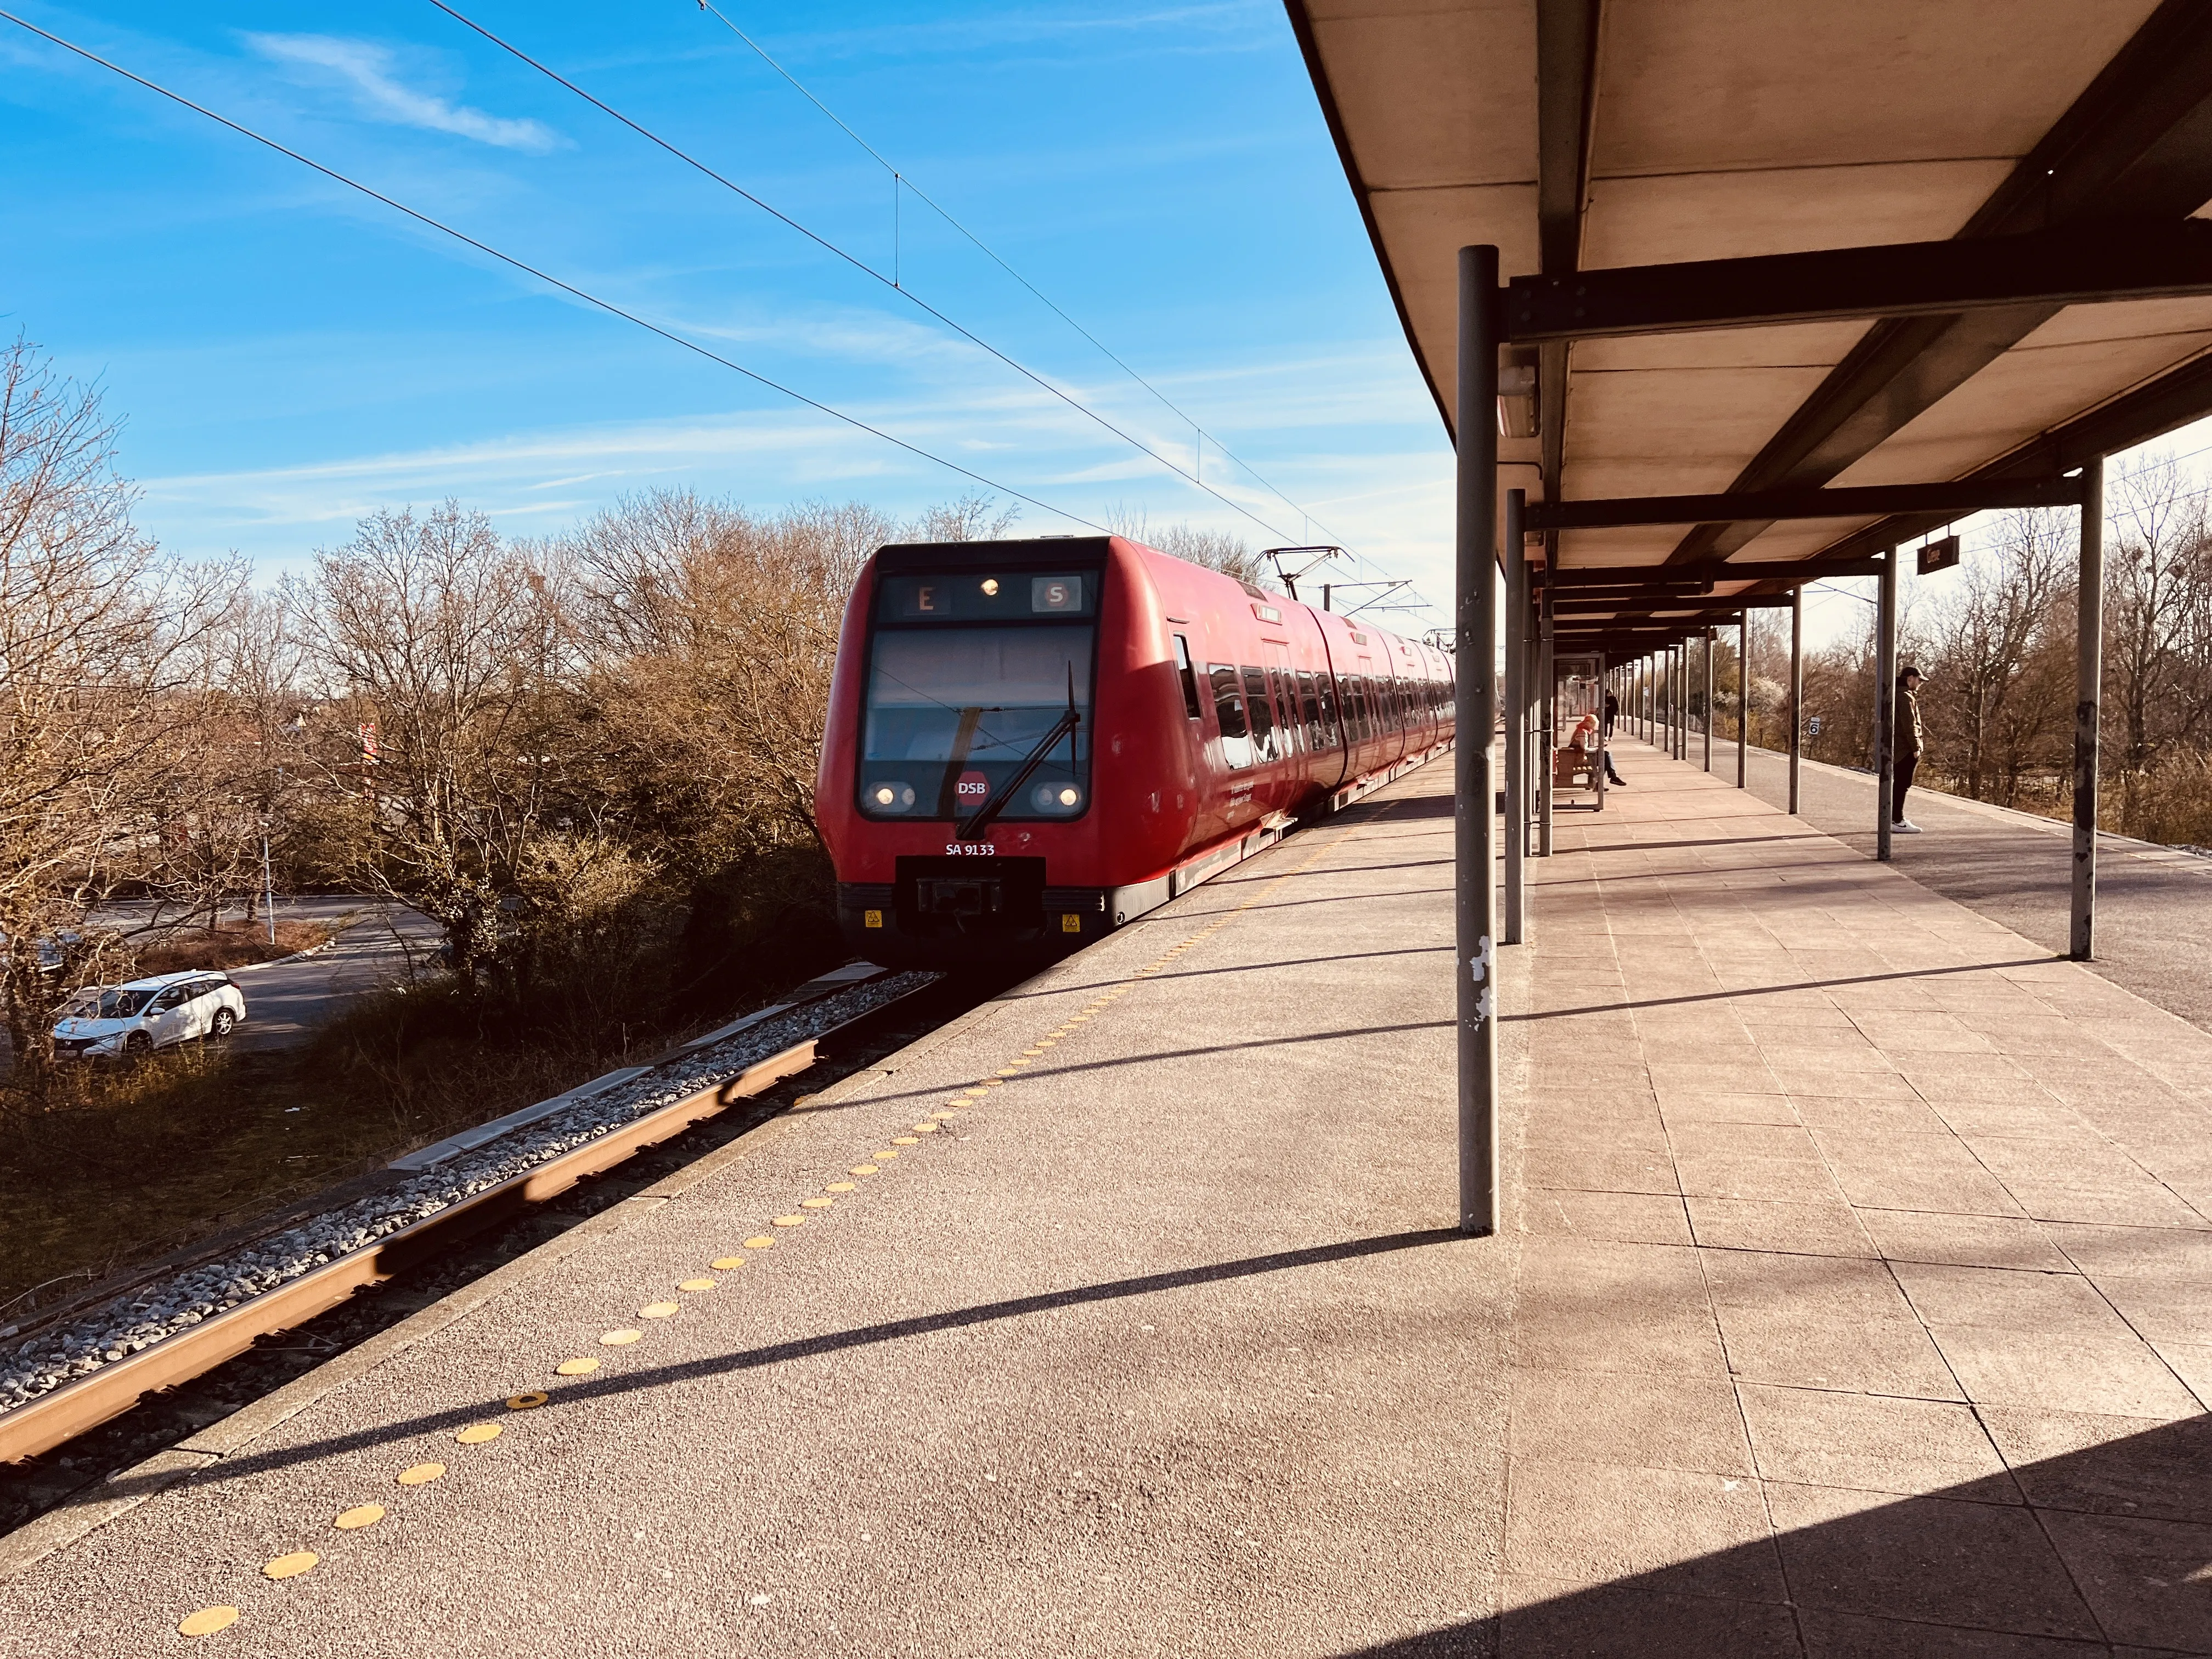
xmin=52 ymin=972 xmax=247 ymax=1059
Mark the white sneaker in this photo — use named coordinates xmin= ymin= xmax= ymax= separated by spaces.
xmin=1892 ymin=820 xmax=1922 ymax=834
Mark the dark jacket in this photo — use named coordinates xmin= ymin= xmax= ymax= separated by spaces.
xmin=1895 ymin=685 xmax=1923 ymax=761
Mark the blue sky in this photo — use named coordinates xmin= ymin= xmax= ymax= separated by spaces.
xmin=0 ymin=1 xmax=1451 ymax=616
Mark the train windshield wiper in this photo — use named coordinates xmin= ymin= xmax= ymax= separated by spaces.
xmin=956 ymin=668 xmax=1080 ymax=843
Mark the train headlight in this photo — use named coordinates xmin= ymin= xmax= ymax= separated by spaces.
xmin=1033 ymin=783 xmax=1082 ymax=812
xmin=980 ymin=578 xmax=1000 ymax=597
xmin=869 ymin=781 xmax=917 ymax=811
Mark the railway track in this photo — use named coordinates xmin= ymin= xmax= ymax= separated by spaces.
xmin=0 ymin=963 xmax=998 ymax=1540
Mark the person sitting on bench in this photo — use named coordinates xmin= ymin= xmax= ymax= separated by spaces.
xmin=1570 ymin=714 xmax=1626 ymax=787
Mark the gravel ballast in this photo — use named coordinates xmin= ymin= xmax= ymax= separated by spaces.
xmin=0 ymin=972 xmax=934 ymax=1420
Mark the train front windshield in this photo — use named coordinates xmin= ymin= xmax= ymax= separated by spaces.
xmin=859 ymin=570 xmax=1095 ymax=825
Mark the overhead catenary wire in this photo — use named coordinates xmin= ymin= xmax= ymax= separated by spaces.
xmin=0 ymin=8 xmax=1113 ymax=535
xmin=424 ymin=0 xmax=1362 ymax=565
xmin=687 ymin=0 xmax=1420 ymax=602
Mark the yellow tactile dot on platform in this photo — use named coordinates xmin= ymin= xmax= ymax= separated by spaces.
xmin=893 ymin=1137 xmax=918 ymax=1146
xmin=506 ymin=1391 xmax=550 ymax=1409
xmin=601 ymin=1328 xmax=642 ymax=1346
xmin=983 ymin=1079 xmax=1003 ymax=1087
xmin=772 ymin=1215 xmax=806 ymax=1227
xmin=912 ymin=1124 xmax=939 ymax=1135
xmin=874 ymin=1149 xmax=900 ymax=1159
xmin=799 ymin=1198 xmax=833 ymax=1211
xmin=334 ymin=1504 xmax=384 ymax=1531
xmin=932 ymin=1110 xmax=961 ymax=1120
xmin=456 ymin=1423 xmax=503 ymax=1445
xmin=1022 ymin=1047 xmax=1043 ymax=1056
xmin=997 ymin=1066 xmax=1020 ymax=1076
xmin=640 ymin=1302 xmax=681 ymax=1319
xmin=825 ymin=1182 xmax=856 ymax=1193
xmin=964 ymin=1088 xmax=990 ymax=1097
xmin=178 ymin=1606 xmax=240 ymax=1637
xmin=263 ymin=1549 xmax=317 ymax=1580
xmin=397 ymin=1463 xmax=445 ymax=1486
xmin=744 ymin=1235 xmax=776 ymax=1249
xmin=712 ymin=1256 xmax=747 ymax=1269
xmin=679 ymin=1277 xmax=717 ymax=1291
xmin=850 ymin=1165 xmax=878 ymax=1176
xmin=556 ymin=1358 xmax=600 ymax=1376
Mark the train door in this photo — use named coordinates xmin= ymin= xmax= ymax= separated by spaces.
xmin=1264 ymin=642 xmax=1299 ymax=765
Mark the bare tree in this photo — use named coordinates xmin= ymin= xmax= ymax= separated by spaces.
xmin=0 ymin=339 xmax=240 ymax=1099
xmin=298 ymin=502 xmax=570 ymax=990
xmin=1921 ymin=509 xmax=2072 ymax=802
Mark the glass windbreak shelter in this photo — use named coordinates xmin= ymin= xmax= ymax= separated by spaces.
xmin=1551 ymin=650 xmax=1607 ymax=811
xmin=859 ymin=567 xmax=1096 ymax=825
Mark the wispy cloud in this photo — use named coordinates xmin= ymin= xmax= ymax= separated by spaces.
xmin=244 ymin=32 xmax=561 ymax=153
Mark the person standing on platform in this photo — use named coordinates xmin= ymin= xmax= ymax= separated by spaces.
xmin=1602 ymin=689 xmax=1620 ymax=739
xmin=1893 ymin=666 xmax=1926 ymax=833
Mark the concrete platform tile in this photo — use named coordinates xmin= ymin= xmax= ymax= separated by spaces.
xmin=1764 ymin=1482 xmax=2102 ymax=1640
xmin=1668 ymin=1123 xmax=1822 ymax=1159
xmin=2034 ymin=1509 xmax=2212 ymax=1652
xmin=1926 ymin=1325 xmax=2203 ymax=1419
xmin=2094 ymin=1275 xmax=2212 ymax=1347
xmin=1498 ymin=1575 xmax=1804 ymax=1658
xmin=1523 ymin=1144 xmax=1681 ymax=1197
xmin=1796 ymin=1609 xmax=2124 ymax=1657
xmin=1790 ymin=1094 xmax=1953 ymax=1135
xmin=1502 ymin=1457 xmax=1783 ymax=1601
xmin=1512 ymin=1239 xmax=1726 ymax=1378
xmin=1927 ymin=1099 xmax=2092 ymax=1141
xmin=1674 ymin=1152 xmax=1847 ymax=1205
xmin=1508 ymin=1367 xmax=1753 ymax=1476
xmin=1992 ymin=1178 xmax=2210 ymax=1231
xmin=1855 ymin=1211 xmax=2075 ymax=1272
xmin=1977 ymin=1406 xmax=2212 ymax=1523
xmin=1771 ymin=1070 xmax=1927 ymax=1102
xmin=1810 ymin=1130 xmax=2029 ymax=1219
xmin=1524 ymin=1110 xmax=1672 ymax=1154
xmin=1520 ymin=1190 xmax=1695 ymax=1248
xmin=1889 ymin=1262 xmax=2133 ymax=1341
xmin=2149 ymin=1341 xmax=2212 ymax=1410
xmin=2048 ymin=1224 xmax=2212 ymax=1278
xmin=1687 ymin=1197 xmax=1877 ymax=1258
xmin=1656 ymin=1090 xmax=1803 ymax=1125
xmin=1735 ymin=1384 xmax=2016 ymax=1502
xmin=1702 ymin=1254 xmax=1962 ymax=1398
xmin=1647 ymin=1062 xmax=1787 ymax=1096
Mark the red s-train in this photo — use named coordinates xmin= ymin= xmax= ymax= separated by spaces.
xmin=816 ymin=535 xmax=1453 ymax=966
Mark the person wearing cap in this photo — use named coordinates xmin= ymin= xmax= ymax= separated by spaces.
xmin=1893 ymin=665 xmax=1927 ymax=833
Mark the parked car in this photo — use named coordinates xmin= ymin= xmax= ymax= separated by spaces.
xmin=52 ymin=972 xmax=247 ymax=1058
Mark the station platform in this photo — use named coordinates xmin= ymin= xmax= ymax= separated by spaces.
xmin=7 ymin=743 xmax=2212 ymax=1655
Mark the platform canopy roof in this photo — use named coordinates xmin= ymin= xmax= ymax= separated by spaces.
xmin=1286 ymin=0 xmax=2212 ymax=644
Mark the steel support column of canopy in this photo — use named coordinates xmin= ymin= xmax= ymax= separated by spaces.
xmin=1539 ymin=580 xmax=1555 ymax=857
xmin=1737 ymin=617 xmax=1749 ymax=788
xmin=1503 ymin=490 xmax=1528 ymax=947
xmin=1453 ymin=245 xmax=1499 ymax=1238
xmin=1876 ymin=552 xmax=1898 ymax=861
xmin=2073 ymin=458 xmax=2106 ymax=960
xmin=1788 ymin=591 xmax=1804 ymax=815
xmin=1703 ymin=628 xmax=1715 ymax=773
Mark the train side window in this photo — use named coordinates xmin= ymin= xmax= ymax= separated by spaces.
xmin=1208 ymin=663 xmax=1252 ymax=769
xmin=1316 ymin=675 xmax=1341 ymax=746
xmin=1171 ymin=635 xmax=1203 ymax=720
xmin=1241 ymin=666 xmax=1277 ymax=760
xmin=1270 ymin=668 xmax=1300 ymax=754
